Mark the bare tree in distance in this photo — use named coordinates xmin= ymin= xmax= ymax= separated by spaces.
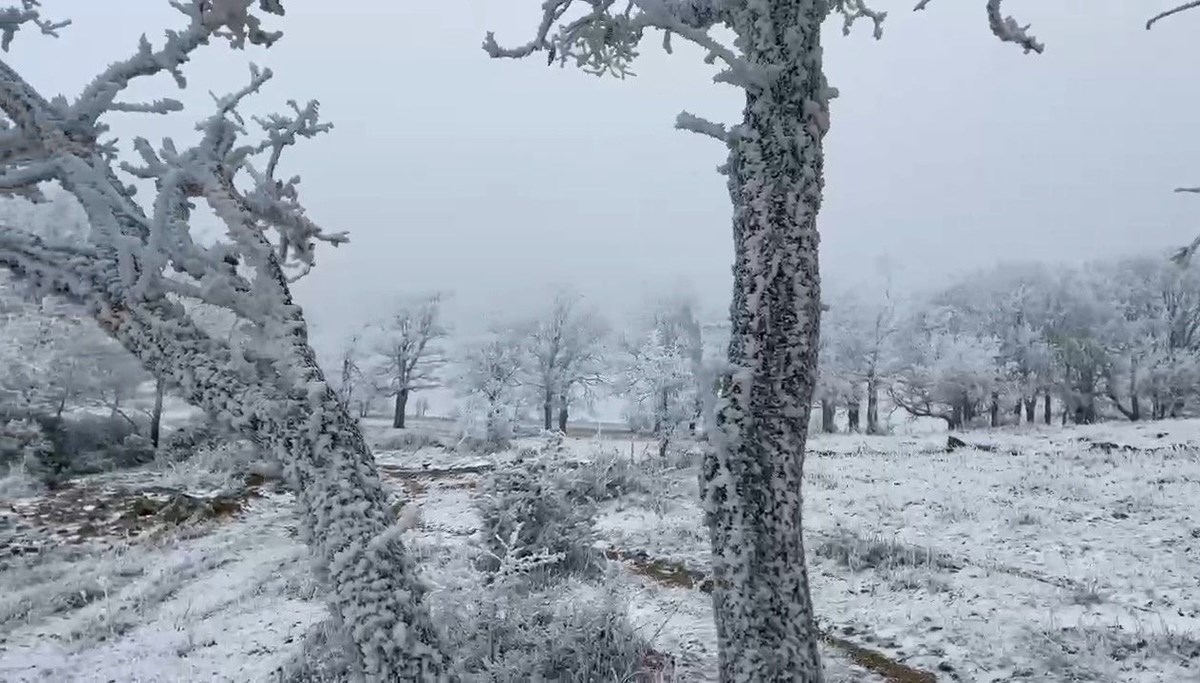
xmin=0 ymin=3 xmax=448 ymax=678
xmin=370 ymin=293 xmax=447 ymax=429
xmin=487 ymin=1 xmax=1046 ymax=679
xmin=523 ymin=290 xmax=607 ymax=432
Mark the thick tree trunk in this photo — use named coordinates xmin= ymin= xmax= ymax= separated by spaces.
xmin=0 ymin=113 xmax=449 ymax=678
xmin=557 ymin=393 xmax=569 ymax=432
xmin=1131 ymin=394 xmax=1140 ymax=422
xmin=847 ymin=401 xmax=860 ymax=433
xmin=90 ymin=301 xmax=450 ymax=679
xmin=150 ymin=375 xmax=165 ymax=448
xmin=866 ymin=378 xmax=880 ymax=435
xmin=1024 ymin=398 xmax=1036 ymax=424
xmin=989 ymin=391 xmax=999 ymax=428
xmin=820 ymin=399 xmax=836 ymax=433
xmin=543 ymin=388 xmax=553 ymax=431
xmin=392 ymin=388 xmax=408 ymax=429
xmin=702 ymin=4 xmax=827 ymax=680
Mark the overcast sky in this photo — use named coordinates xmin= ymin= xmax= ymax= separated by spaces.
xmin=7 ymin=1 xmax=1200 ymax=350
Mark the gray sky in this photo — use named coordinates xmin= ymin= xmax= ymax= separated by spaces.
xmin=8 ymin=2 xmax=1200 ymax=350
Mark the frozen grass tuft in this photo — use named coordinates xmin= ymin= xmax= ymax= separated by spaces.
xmin=0 ymin=461 xmax=42 ymax=499
xmin=1031 ymin=621 xmax=1200 ymax=679
xmin=813 ymin=530 xmax=958 ymax=573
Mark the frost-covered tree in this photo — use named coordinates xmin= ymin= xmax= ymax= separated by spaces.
xmin=487 ymin=2 xmax=1046 ymax=677
xmin=369 ymin=293 xmax=447 ymax=429
xmin=620 ymin=324 xmax=694 ymax=457
xmin=932 ymin=264 xmax=1057 ymax=424
xmin=0 ymin=3 xmax=446 ymax=677
xmin=522 ymin=291 xmax=606 ymax=432
xmin=1093 ymin=256 xmax=1200 ymax=420
xmin=890 ymin=306 xmax=1008 ymax=430
xmin=459 ymin=331 xmax=525 ymax=448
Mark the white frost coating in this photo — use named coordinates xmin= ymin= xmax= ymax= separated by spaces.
xmin=675 ymin=110 xmax=728 ymax=142
xmin=0 ymin=2 xmax=450 ymax=681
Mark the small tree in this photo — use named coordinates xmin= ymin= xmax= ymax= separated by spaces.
xmin=620 ymin=324 xmax=694 ymax=458
xmin=369 ymin=293 xmax=447 ymax=429
xmin=459 ymin=331 xmax=524 ymax=449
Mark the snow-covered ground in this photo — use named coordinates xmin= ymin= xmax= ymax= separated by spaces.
xmin=3 ymin=419 xmax=1199 ymax=681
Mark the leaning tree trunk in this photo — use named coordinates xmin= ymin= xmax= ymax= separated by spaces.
xmin=702 ymin=3 xmax=827 ymax=680
xmin=0 ymin=236 xmax=451 ymax=680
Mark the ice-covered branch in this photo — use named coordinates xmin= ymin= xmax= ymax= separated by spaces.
xmin=486 ymin=0 xmax=751 ymax=83
xmin=0 ymin=1 xmax=69 ymax=52
xmin=833 ymin=0 xmax=887 ymax=39
xmin=0 ymin=157 xmax=51 ymax=191
xmin=70 ymin=1 xmax=281 ymax=130
xmin=675 ymin=110 xmax=728 ymax=143
xmin=1147 ymin=2 xmax=1200 ymax=29
xmin=986 ymin=0 xmax=1043 ymax=53
xmin=107 ymin=98 xmax=185 ymax=115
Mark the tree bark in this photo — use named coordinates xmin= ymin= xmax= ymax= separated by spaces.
xmin=85 ymin=298 xmax=450 ymax=679
xmin=392 ymin=388 xmax=408 ymax=429
xmin=702 ymin=3 xmax=827 ymax=680
xmin=1044 ymin=391 xmax=1052 ymax=425
xmin=543 ymin=388 xmax=553 ymax=431
xmin=989 ymin=391 xmax=999 ymax=428
xmin=820 ymin=399 xmax=836 ymax=433
xmin=557 ymin=393 xmax=569 ymax=432
xmin=1024 ymin=398 xmax=1035 ymax=424
xmin=846 ymin=401 xmax=860 ymax=433
xmin=150 ymin=375 xmax=165 ymax=448
xmin=866 ymin=377 xmax=880 ymax=435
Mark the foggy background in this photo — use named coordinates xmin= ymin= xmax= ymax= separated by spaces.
xmin=5 ymin=1 xmax=1198 ymax=348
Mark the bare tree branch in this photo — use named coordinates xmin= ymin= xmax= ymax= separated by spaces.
xmin=986 ymin=0 xmax=1044 ymax=53
xmin=1147 ymin=1 xmax=1200 ymax=30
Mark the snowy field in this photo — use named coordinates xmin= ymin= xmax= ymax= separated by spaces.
xmin=3 ymin=419 xmax=1200 ymax=681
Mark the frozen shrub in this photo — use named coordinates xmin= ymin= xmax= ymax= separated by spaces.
xmin=274 ymin=619 xmax=353 ymax=683
xmin=475 ymin=456 xmax=600 ymax=579
xmin=559 ymin=449 xmax=647 ymax=504
xmin=159 ymin=418 xmax=225 ymax=461
xmin=436 ymin=573 xmax=650 ymax=682
xmin=155 ymin=439 xmax=278 ymax=493
xmin=0 ymin=419 xmax=51 ymax=471
xmin=372 ymin=430 xmax=447 ymax=453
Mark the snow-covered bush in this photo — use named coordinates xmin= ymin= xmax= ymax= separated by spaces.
xmin=559 ymin=447 xmax=649 ymax=504
xmin=436 ymin=572 xmax=649 ymax=682
xmin=158 ymin=418 xmax=225 ymax=461
xmin=0 ymin=419 xmax=50 ymax=495
xmin=0 ymin=418 xmax=51 ymax=466
xmin=371 ymin=430 xmax=447 ymax=453
xmin=475 ymin=456 xmax=600 ymax=579
xmin=34 ymin=414 xmax=154 ymax=479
